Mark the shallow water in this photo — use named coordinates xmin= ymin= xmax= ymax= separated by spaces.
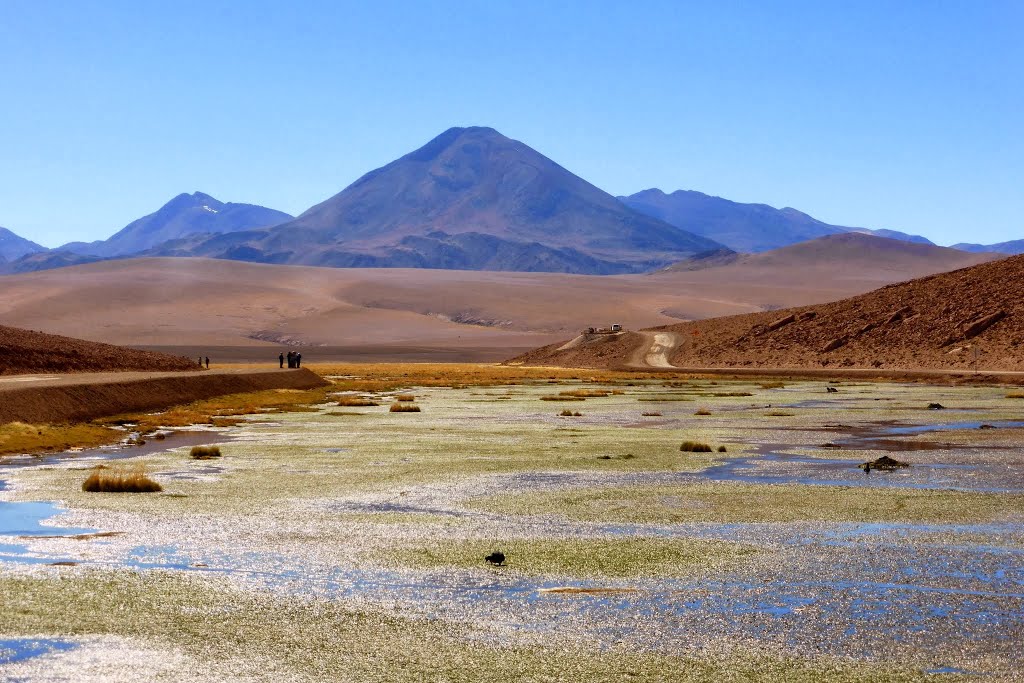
xmin=0 ymin=638 xmax=78 ymax=665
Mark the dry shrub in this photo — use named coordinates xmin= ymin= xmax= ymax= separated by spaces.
xmin=390 ymin=403 xmax=421 ymax=413
xmin=680 ymin=441 xmax=713 ymax=453
xmin=694 ymin=408 xmax=712 ymax=416
xmin=1006 ymin=392 xmax=1024 ymax=399
xmin=540 ymin=395 xmax=585 ymax=402
xmin=559 ymin=410 xmax=583 ymax=417
xmin=82 ymin=464 xmax=162 ymax=493
xmin=190 ymin=445 xmax=222 ymax=459
xmin=395 ymin=394 xmax=416 ymax=402
xmin=717 ymin=445 xmax=728 ymax=453
xmin=336 ymin=395 xmax=380 ymax=407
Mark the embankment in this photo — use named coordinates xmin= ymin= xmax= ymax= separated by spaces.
xmin=0 ymin=369 xmax=328 ymax=424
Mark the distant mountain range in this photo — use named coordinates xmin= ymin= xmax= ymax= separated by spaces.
xmin=0 ymin=227 xmax=46 ymax=262
xmin=60 ymin=191 xmax=293 ymax=257
xmin=0 ymin=125 xmax=1013 ymax=275
xmin=619 ymin=188 xmax=933 ymax=252
xmin=951 ymin=239 xmax=1024 ymax=255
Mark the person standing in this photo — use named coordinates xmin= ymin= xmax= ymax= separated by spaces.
xmin=296 ymin=352 xmax=302 ymax=368
xmin=198 ymin=357 xmax=203 ymax=368
xmin=205 ymin=356 xmax=210 ymax=369
xmin=279 ymin=352 xmax=285 ymax=369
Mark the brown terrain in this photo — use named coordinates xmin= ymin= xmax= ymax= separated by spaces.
xmin=0 ymin=325 xmax=196 ymax=374
xmin=0 ymin=234 xmax=996 ymax=361
xmin=512 ymin=253 xmax=1024 ymax=373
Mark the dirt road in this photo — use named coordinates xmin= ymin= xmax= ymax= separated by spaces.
xmin=628 ymin=331 xmax=680 ymax=369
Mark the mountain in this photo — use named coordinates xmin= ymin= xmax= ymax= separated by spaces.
xmin=619 ymin=188 xmax=933 ymax=252
xmin=0 ymin=227 xmax=46 ymax=261
xmin=176 ymin=127 xmax=722 ymax=273
xmin=951 ymin=239 xmax=1024 ymax=255
xmin=0 ymin=250 xmax=107 ymax=275
xmin=513 ymin=248 xmax=1024 ymax=372
xmin=60 ymin=192 xmax=293 ymax=257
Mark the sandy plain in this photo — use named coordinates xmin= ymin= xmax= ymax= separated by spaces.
xmin=1 ymin=366 xmax=1022 ymax=681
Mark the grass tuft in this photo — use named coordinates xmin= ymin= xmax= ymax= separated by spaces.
xmin=395 ymin=394 xmax=416 ymax=402
xmin=82 ymin=464 xmax=162 ymax=493
xmin=640 ymin=412 xmax=662 ymax=417
xmin=694 ymin=408 xmax=712 ymax=416
xmin=680 ymin=441 xmax=713 ymax=453
xmin=540 ymin=395 xmax=585 ymax=401
xmin=390 ymin=403 xmax=421 ymax=413
xmin=336 ymin=395 xmax=380 ymax=407
xmin=558 ymin=410 xmax=583 ymax=417
xmin=559 ymin=389 xmax=611 ymax=398
xmin=190 ymin=445 xmax=222 ymax=459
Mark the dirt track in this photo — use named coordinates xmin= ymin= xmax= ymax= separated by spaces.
xmin=0 ymin=368 xmax=328 ymax=424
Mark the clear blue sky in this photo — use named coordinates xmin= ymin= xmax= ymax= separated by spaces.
xmin=1 ymin=0 xmax=1021 ymax=248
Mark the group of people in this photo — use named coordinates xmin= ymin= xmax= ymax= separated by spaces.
xmin=197 ymin=356 xmax=209 ymax=369
xmin=280 ymin=351 xmax=302 ymax=368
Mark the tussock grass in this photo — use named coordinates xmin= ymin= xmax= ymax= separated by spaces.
xmin=190 ymin=445 xmax=222 ymax=459
xmin=540 ymin=395 xmax=585 ymax=401
xmin=395 ymin=394 xmax=416 ymax=402
xmin=680 ymin=441 xmax=713 ymax=452
xmin=765 ymin=411 xmax=795 ymax=417
xmin=640 ymin=412 xmax=662 ymax=417
xmin=336 ymin=396 xmax=380 ymax=407
xmin=559 ymin=389 xmax=611 ymax=398
xmin=1006 ymin=392 xmax=1024 ymax=399
xmin=717 ymin=446 xmax=728 ymax=453
xmin=558 ymin=410 xmax=583 ymax=417
xmin=694 ymin=408 xmax=712 ymax=416
xmin=82 ymin=464 xmax=162 ymax=493
xmin=390 ymin=403 xmax=421 ymax=413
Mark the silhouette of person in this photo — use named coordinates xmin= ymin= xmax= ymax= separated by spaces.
xmin=279 ymin=352 xmax=285 ymax=369
xmin=205 ymin=356 xmax=210 ymax=369
xmin=198 ymin=357 xmax=203 ymax=368
xmin=296 ymin=352 xmax=302 ymax=368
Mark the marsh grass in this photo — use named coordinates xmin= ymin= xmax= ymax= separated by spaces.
xmin=0 ymin=421 xmax=121 ymax=456
xmin=559 ymin=410 xmax=583 ymax=417
xmin=641 ymin=412 xmax=662 ymax=417
xmin=1006 ymin=392 xmax=1024 ymax=399
xmin=82 ymin=464 xmax=162 ymax=493
xmin=336 ymin=396 xmax=380 ymax=407
xmin=765 ymin=411 xmax=795 ymax=417
xmin=680 ymin=441 xmax=713 ymax=452
xmin=395 ymin=394 xmax=416 ymax=402
xmin=540 ymin=395 xmax=585 ymax=401
xmin=392 ymin=537 xmax=756 ymax=578
xmin=559 ymin=388 xmax=612 ymax=398
xmin=477 ymin=482 xmax=1024 ymax=525
xmin=190 ymin=445 xmax=222 ymax=459
xmin=390 ymin=403 xmax=421 ymax=413
xmin=694 ymin=408 xmax=712 ymax=416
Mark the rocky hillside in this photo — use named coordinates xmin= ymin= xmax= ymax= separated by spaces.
xmin=513 ymin=254 xmax=1024 ymax=371
xmin=0 ymin=325 xmax=198 ymax=374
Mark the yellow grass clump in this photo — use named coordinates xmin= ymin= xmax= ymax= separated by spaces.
xmin=559 ymin=409 xmax=583 ymax=417
xmin=336 ymin=395 xmax=380 ymax=407
xmin=190 ymin=445 xmax=222 ymax=459
xmin=390 ymin=403 xmax=421 ymax=413
xmin=82 ymin=464 xmax=162 ymax=493
xmin=540 ymin=395 xmax=585 ymax=402
xmin=559 ymin=389 xmax=611 ymax=398
xmin=680 ymin=441 xmax=713 ymax=453
xmin=694 ymin=408 xmax=712 ymax=416
xmin=395 ymin=394 xmax=416 ymax=402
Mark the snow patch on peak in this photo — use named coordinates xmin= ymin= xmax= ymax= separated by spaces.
xmin=202 ymin=205 xmax=219 ymax=213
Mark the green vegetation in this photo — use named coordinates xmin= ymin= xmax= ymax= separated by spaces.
xmin=392 ymin=537 xmax=757 ymax=578
xmin=474 ymin=482 xmax=1024 ymax=525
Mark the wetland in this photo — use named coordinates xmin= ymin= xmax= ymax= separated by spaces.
xmin=1 ymin=366 xmax=1022 ymax=681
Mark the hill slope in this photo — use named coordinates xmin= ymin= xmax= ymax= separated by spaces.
xmin=180 ymin=127 xmax=721 ymax=273
xmin=0 ymin=325 xmax=197 ymax=374
xmin=621 ymin=189 xmax=934 ymax=252
xmin=60 ymin=192 xmax=293 ymax=257
xmin=514 ymin=252 xmax=1024 ymax=371
xmin=0 ymin=227 xmax=47 ymax=261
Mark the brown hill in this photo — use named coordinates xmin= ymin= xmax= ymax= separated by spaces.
xmin=0 ymin=325 xmax=196 ymax=375
xmin=0 ymin=236 xmax=996 ymax=362
xmin=512 ymin=254 xmax=1024 ymax=372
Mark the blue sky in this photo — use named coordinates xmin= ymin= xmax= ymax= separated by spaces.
xmin=1 ymin=0 xmax=1020 ymax=248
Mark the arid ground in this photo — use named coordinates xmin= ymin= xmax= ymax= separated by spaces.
xmin=0 ymin=235 xmax=994 ymax=361
xmin=1 ymin=364 xmax=1022 ymax=681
